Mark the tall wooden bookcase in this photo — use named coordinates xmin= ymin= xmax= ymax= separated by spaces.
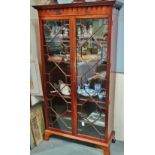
xmin=33 ymin=1 xmax=122 ymax=155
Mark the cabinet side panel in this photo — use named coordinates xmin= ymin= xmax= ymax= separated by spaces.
xmin=108 ymin=72 xmax=116 ymax=137
xmin=108 ymin=11 xmax=118 ymax=137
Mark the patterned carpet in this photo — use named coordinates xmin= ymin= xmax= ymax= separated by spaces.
xmin=31 ymin=136 xmax=124 ymax=155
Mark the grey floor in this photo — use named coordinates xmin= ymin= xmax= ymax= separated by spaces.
xmin=31 ymin=136 xmax=124 ymax=155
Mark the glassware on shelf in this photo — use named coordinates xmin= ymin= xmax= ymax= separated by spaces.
xmin=102 ymin=47 xmax=107 ymax=63
xmin=86 ymin=112 xmax=105 ymax=127
xmin=50 ymin=27 xmax=55 ymax=38
xmin=84 ymin=83 xmax=89 ymax=91
xmin=98 ymin=91 xmax=106 ymax=100
xmin=58 ymin=33 xmax=63 ymax=39
xmin=83 ymin=26 xmax=88 ymax=38
xmin=103 ymin=33 xmax=108 ymax=41
xmin=89 ymin=25 xmax=93 ymax=35
xmin=77 ymin=85 xmax=97 ymax=97
xmin=94 ymin=83 xmax=101 ymax=94
xmin=88 ymin=72 xmax=106 ymax=84
xmin=55 ymin=26 xmax=59 ymax=33
xmin=77 ymin=27 xmax=81 ymax=37
xmin=57 ymin=0 xmax=73 ymax=4
xmin=63 ymin=54 xmax=70 ymax=62
xmin=63 ymin=27 xmax=69 ymax=38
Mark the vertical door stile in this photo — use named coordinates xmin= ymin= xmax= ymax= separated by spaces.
xmin=39 ymin=18 xmax=49 ymax=129
xmin=70 ymin=16 xmax=78 ymax=136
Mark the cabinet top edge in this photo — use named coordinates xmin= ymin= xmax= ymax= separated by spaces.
xmin=32 ymin=1 xmax=123 ymax=11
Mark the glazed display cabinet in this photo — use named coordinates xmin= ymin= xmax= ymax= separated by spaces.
xmin=33 ymin=1 xmax=122 ymax=155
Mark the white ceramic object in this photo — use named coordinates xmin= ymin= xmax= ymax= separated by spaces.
xmin=59 ymin=81 xmax=71 ymax=96
xmin=57 ymin=0 xmax=73 ymax=4
xmin=99 ymin=71 xmax=106 ymax=79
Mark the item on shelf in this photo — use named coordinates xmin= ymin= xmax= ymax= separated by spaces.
xmin=45 ymin=0 xmax=58 ymax=5
xmin=34 ymin=0 xmax=51 ymax=5
xmin=83 ymin=26 xmax=88 ymax=38
xmin=49 ymin=40 xmax=63 ymax=53
xmin=94 ymin=72 xmax=106 ymax=80
xmin=84 ymin=83 xmax=89 ymax=91
xmin=88 ymin=72 xmax=106 ymax=82
xmin=92 ymin=38 xmax=97 ymax=49
xmin=77 ymin=85 xmax=97 ymax=97
xmin=81 ymin=47 xmax=87 ymax=55
xmin=94 ymin=83 xmax=101 ymax=94
xmin=91 ymin=48 xmax=98 ymax=54
xmin=77 ymin=53 xmax=98 ymax=62
xmin=89 ymin=24 xmax=93 ymax=35
xmin=63 ymin=54 xmax=70 ymax=62
xmin=50 ymin=28 xmax=55 ymax=38
xmin=96 ymin=64 xmax=106 ymax=73
xmin=63 ymin=27 xmax=69 ymax=38
xmin=77 ymin=27 xmax=82 ymax=37
xmin=103 ymin=33 xmax=108 ymax=41
xmin=50 ymin=90 xmax=57 ymax=94
xmin=58 ymin=33 xmax=63 ymax=39
xmin=102 ymin=47 xmax=107 ymax=62
xmin=53 ymin=83 xmax=59 ymax=90
xmin=102 ymin=61 xmax=107 ymax=64
xmin=56 ymin=26 xmax=60 ymax=33
xmin=57 ymin=0 xmax=73 ymax=4
xmin=86 ymin=112 xmax=105 ymax=127
xmin=98 ymin=91 xmax=106 ymax=100
xmin=59 ymin=80 xmax=71 ymax=96
xmin=100 ymin=72 xmax=106 ymax=79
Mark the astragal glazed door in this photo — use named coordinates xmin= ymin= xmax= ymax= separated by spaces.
xmin=42 ymin=18 xmax=73 ymax=132
xmin=75 ymin=17 xmax=109 ymax=139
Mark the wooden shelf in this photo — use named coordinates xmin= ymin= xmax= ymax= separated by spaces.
xmin=78 ymin=96 xmax=106 ymax=105
xmin=48 ymin=90 xmax=106 ymax=106
xmin=47 ymin=56 xmax=70 ymax=64
xmin=48 ymin=91 xmax=71 ymax=100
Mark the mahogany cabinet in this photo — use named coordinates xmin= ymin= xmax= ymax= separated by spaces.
xmin=33 ymin=1 xmax=122 ymax=154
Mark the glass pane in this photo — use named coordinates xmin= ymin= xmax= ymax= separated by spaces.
xmin=42 ymin=20 xmax=72 ymax=132
xmin=76 ymin=18 xmax=108 ymax=139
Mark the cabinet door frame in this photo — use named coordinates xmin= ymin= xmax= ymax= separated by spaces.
xmin=39 ymin=14 xmax=113 ymax=142
xmin=72 ymin=14 xmax=112 ymax=142
xmin=39 ymin=16 xmax=75 ymax=135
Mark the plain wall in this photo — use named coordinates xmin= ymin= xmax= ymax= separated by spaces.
xmin=116 ymin=0 xmax=124 ymax=73
xmin=114 ymin=0 xmax=124 ymax=141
